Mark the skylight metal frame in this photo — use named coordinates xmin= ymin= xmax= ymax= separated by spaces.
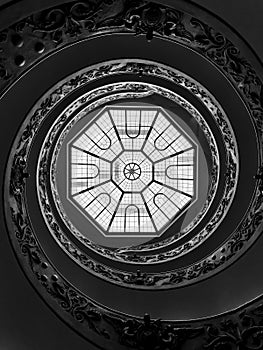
xmin=67 ymin=105 xmax=198 ymax=237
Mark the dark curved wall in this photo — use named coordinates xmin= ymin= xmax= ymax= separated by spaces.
xmin=0 ymin=1 xmax=262 ymax=349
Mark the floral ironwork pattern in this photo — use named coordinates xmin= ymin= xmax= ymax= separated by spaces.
xmin=44 ymin=73 xmax=225 ymax=266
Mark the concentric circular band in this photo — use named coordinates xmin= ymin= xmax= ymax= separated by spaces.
xmin=7 ymin=54 xmax=261 ymax=289
xmin=48 ymin=83 xmax=217 ymax=258
xmin=4 ymin=0 xmax=263 ymax=346
xmin=39 ymin=61 xmax=238 ymax=268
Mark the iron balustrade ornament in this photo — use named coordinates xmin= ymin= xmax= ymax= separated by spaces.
xmin=27 ymin=71 xmax=258 ymax=292
xmin=3 ymin=0 xmax=263 ymax=349
xmin=41 ymin=74 xmax=232 ymax=272
xmin=49 ymin=76 xmax=221 ymax=256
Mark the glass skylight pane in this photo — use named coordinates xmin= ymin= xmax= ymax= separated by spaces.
xmin=68 ymin=107 xmax=196 ymax=235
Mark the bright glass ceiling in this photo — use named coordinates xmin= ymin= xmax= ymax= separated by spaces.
xmin=68 ymin=107 xmax=196 ymax=236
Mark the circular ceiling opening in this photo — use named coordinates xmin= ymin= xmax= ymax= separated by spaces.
xmin=52 ymin=101 xmax=213 ymax=248
xmin=67 ymin=105 xmax=197 ymax=235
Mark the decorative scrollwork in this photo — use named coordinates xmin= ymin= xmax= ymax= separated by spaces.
xmin=5 ymin=2 xmax=262 ymax=288
xmin=46 ymin=73 xmax=225 ymax=267
xmin=0 ymin=0 xmax=262 ymax=137
xmin=204 ymin=305 xmax=263 ymax=350
xmin=105 ymin=313 xmax=204 ymax=350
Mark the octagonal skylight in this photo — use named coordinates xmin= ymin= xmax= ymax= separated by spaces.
xmin=67 ymin=106 xmax=197 ymax=237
